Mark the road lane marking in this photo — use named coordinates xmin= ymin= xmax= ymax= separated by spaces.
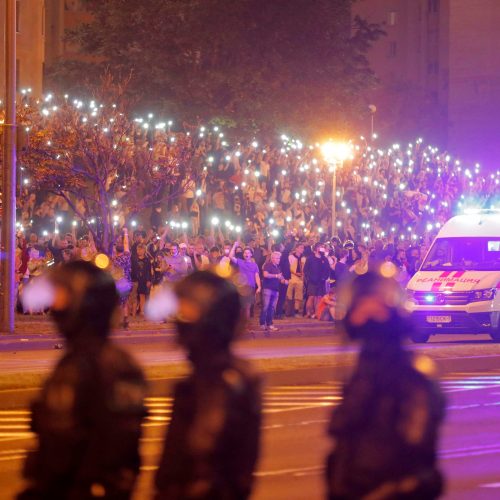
xmin=0 ymin=384 xmax=341 ymax=448
xmin=441 ymin=443 xmax=500 ymax=459
xmin=255 ymin=465 xmax=323 ymax=477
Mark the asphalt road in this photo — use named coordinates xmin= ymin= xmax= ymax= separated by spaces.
xmin=2 ymin=366 xmax=500 ymax=499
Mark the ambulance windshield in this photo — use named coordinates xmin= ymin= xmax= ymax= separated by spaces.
xmin=422 ymin=237 xmax=500 ymax=271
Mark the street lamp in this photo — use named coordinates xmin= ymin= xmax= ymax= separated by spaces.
xmin=368 ymin=104 xmax=377 ymax=139
xmin=1 ymin=0 xmax=17 ymax=333
xmin=321 ymin=141 xmax=351 ymax=238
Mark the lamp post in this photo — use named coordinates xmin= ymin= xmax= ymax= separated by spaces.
xmin=368 ymin=104 xmax=377 ymax=139
xmin=1 ymin=0 xmax=17 ymax=333
xmin=321 ymin=141 xmax=351 ymax=238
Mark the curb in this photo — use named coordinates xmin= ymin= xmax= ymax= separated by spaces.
xmin=0 ymin=328 xmax=334 ymax=352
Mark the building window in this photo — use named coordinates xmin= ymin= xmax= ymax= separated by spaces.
xmin=388 ymin=11 xmax=397 ymax=26
xmin=389 ymin=41 xmax=397 ymax=58
xmin=16 ymin=1 xmax=20 ymax=32
xmin=428 ymin=0 xmax=439 ymax=13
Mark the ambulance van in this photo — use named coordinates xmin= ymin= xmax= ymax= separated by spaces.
xmin=406 ymin=209 xmax=500 ymax=343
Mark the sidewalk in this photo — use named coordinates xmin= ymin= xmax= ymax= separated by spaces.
xmin=0 ymin=315 xmax=335 ymax=346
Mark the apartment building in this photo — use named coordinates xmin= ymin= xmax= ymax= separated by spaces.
xmin=0 ymin=0 xmax=45 ymax=97
xmin=354 ymin=0 xmax=500 ymax=167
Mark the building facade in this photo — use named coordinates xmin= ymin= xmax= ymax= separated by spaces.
xmin=45 ymin=0 xmax=90 ymax=65
xmin=0 ymin=0 xmax=46 ymax=97
xmin=354 ymin=0 xmax=500 ymax=168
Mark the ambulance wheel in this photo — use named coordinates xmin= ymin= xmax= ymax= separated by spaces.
xmin=490 ymin=329 xmax=500 ymax=343
xmin=410 ymin=332 xmax=430 ymax=344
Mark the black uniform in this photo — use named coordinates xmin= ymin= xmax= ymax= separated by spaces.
xmin=18 ymin=261 xmax=147 ymax=500
xmin=19 ymin=339 xmax=147 ymax=499
xmin=154 ymin=271 xmax=262 ymax=500
xmin=155 ymin=356 xmax=261 ymax=500
xmin=326 ymin=331 xmax=445 ymax=499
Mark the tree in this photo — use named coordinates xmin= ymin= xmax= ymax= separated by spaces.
xmin=48 ymin=0 xmax=384 ymax=137
xmin=15 ymin=76 xmax=197 ymax=254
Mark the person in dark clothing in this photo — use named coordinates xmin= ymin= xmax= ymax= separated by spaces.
xmin=130 ymin=243 xmax=153 ymax=317
xmin=326 ymin=269 xmax=445 ymax=500
xmin=260 ymin=251 xmax=285 ymax=333
xmin=332 ymin=249 xmax=350 ymax=286
xmin=275 ymin=243 xmax=292 ymax=319
xmin=368 ymin=239 xmax=386 ymax=270
xmin=155 ymin=271 xmax=262 ymax=500
xmin=19 ymin=261 xmax=147 ymax=499
xmin=303 ymin=242 xmax=331 ymax=318
xmin=130 ymin=230 xmax=146 ymax=260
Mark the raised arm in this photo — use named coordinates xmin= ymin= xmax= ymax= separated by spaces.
xmin=123 ymin=228 xmax=130 ymax=253
xmin=228 ymin=240 xmax=239 ymax=264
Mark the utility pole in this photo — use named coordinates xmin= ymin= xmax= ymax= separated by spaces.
xmin=331 ymin=162 xmax=337 ymax=238
xmin=1 ymin=0 xmax=17 ymax=333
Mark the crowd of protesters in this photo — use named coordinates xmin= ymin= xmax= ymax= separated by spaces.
xmin=14 ymin=133 xmax=499 ymax=330
xmin=15 ymin=222 xmax=428 ymax=332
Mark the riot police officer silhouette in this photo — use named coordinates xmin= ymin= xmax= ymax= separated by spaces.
xmin=326 ymin=269 xmax=445 ymax=499
xmin=19 ymin=261 xmax=147 ymax=499
xmin=154 ymin=271 xmax=262 ymax=500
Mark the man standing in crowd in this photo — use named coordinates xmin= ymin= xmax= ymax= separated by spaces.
xmin=130 ymin=243 xmax=153 ymax=318
xmin=260 ymin=251 xmax=285 ymax=333
xmin=19 ymin=261 xmax=147 ymax=499
xmin=287 ymin=243 xmax=305 ymax=317
xmin=229 ymin=242 xmax=261 ymax=323
xmin=275 ymin=241 xmax=292 ymax=319
xmin=192 ymin=241 xmax=210 ymax=271
xmin=155 ymin=271 xmax=261 ymax=499
xmin=112 ymin=228 xmax=133 ymax=329
xmin=332 ymin=249 xmax=350 ymax=286
xmin=162 ymin=242 xmax=194 ymax=282
xmin=326 ymin=270 xmax=445 ymax=499
xmin=303 ymin=243 xmax=331 ymax=319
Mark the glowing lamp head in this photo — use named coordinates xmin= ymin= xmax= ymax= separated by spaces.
xmin=321 ymin=141 xmax=351 ymax=164
xmin=424 ymin=294 xmax=436 ymax=303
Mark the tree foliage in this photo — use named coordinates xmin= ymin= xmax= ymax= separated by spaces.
xmin=14 ymin=76 xmax=196 ymax=254
xmin=48 ymin=0 xmax=384 ymax=137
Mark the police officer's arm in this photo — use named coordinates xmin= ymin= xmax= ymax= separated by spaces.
xmin=20 ymin=361 xmax=94 ymax=495
xmin=154 ymin=383 xmax=194 ymax=497
xmin=328 ymin=377 xmax=374 ymax=435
